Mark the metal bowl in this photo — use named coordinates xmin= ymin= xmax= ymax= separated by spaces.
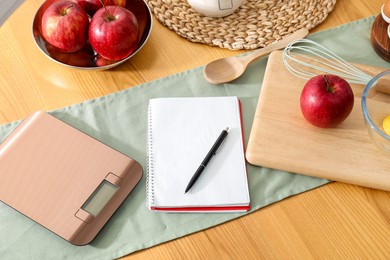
xmin=32 ymin=0 xmax=152 ymax=70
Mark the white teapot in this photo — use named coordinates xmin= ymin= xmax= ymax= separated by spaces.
xmin=188 ymin=0 xmax=243 ymax=17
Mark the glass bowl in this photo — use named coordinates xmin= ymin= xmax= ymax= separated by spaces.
xmin=361 ymin=69 xmax=390 ymax=153
xmin=32 ymin=0 xmax=152 ymax=70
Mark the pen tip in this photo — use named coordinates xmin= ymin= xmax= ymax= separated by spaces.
xmin=225 ymin=127 xmax=229 ymax=132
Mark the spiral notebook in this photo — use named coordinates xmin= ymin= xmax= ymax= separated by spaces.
xmin=146 ymin=97 xmax=250 ymax=212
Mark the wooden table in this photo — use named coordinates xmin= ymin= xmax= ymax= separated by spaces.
xmin=1 ymin=0 xmax=390 ymax=258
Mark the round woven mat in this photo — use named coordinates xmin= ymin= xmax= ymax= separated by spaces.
xmin=146 ymin=0 xmax=336 ymax=50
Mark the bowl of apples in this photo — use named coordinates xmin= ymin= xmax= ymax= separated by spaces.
xmin=361 ymin=70 xmax=390 ymax=154
xmin=32 ymin=0 xmax=152 ymax=70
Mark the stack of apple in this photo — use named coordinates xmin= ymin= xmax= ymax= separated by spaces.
xmin=41 ymin=0 xmax=139 ymax=66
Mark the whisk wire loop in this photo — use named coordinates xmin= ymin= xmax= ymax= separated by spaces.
xmin=282 ymin=39 xmax=373 ymax=85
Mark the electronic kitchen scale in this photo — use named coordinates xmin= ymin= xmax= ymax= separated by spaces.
xmin=0 ymin=111 xmax=143 ymax=245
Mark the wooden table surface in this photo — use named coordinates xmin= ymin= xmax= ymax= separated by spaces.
xmin=1 ymin=0 xmax=390 ymax=259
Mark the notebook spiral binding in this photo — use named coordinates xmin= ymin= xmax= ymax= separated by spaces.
xmin=146 ymin=104 xmax=154 ymax=209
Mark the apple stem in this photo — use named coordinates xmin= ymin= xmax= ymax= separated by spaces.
xmin=99 ymin=0 xmax=116 ymax=21
xmin=323 ymin=75 xmax=334 ymax=93
xmin=61 ymin=4 xmax=73 ymax=16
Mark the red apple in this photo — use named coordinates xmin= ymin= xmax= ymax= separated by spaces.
xmin=76 ymin=0 xmax=102 ymax=16
xmin=77 ymin=0 xmax=126 ymax=16
xmin=41 ymin=0 xmax=89 ymax=53
xmin=105 ymin=0 xmax=126 ymax=7
xmin=300 ymin=75 xmax=354 ymax=128
xmin=89 ymin=5 xmax=139 ymax=61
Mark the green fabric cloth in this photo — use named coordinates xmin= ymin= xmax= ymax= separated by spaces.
xmin=0 ymin=16 xmax=387 ymax=259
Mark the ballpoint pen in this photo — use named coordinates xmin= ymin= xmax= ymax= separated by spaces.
xmin=184 ymin=127 xmax=229 ymax=194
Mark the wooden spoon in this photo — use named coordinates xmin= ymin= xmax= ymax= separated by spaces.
xmin=203 ymin=28 xmax=309 ymax=84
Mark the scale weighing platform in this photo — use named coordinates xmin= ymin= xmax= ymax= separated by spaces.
xmin=0 ymin=111 xmax=143 ymax=245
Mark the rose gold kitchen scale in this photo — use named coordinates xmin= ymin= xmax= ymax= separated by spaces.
xmin=0 ymin=111 xmax=143 ymax=245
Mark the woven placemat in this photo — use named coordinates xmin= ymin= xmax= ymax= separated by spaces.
xmin=146 ymin=0 xmax=337 ymax=50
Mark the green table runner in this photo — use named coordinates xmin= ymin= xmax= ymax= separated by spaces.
xmin=0 ymin=16 xmax=387 ymax=259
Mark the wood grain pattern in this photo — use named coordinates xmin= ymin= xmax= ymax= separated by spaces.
xmin=0 ymin=0 xmax=389 ymax=259
xmin=246 ymin=51 xmax=390 ymax=191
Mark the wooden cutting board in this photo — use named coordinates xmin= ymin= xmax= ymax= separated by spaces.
xmin=246 ymin=51 xmax=390 ymax=191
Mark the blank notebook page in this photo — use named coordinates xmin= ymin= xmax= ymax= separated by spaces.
xmin=147 ymin=97 xmax=250 ymax=212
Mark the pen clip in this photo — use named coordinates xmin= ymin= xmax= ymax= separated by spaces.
xmin=213 ymin=127 xmax=229 ymax=155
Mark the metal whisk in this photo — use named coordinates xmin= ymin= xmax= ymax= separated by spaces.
xmin=282 ymin=39 xmax=373 ymax=85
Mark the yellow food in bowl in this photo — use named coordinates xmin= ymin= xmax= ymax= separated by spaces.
xmin=383 ymin=115 xmax=390 ymax=135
